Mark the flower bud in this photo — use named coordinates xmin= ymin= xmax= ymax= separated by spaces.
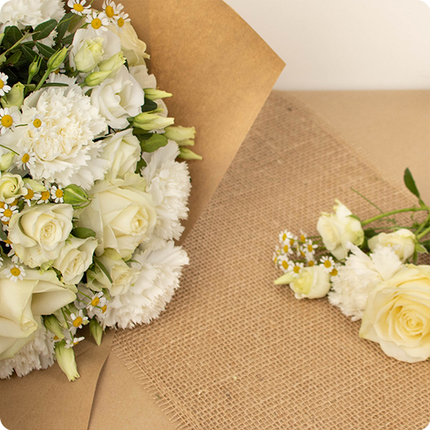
xmin=0 ymin=152 xmax=14 ymax=171
xmin=23 ymin=178 xmax=47 ymax=192
xmin=133 ymin=112 xmax=174 ymax=131
xmin=89 ymin=318 xmax=104 ymax=346
xmin=73 ymin=37 xmax=104 ymax=73
xmin=164 ymin=126 xmax=196 ymax=142
xmin=84 ymin=70 xmax=112 ymax=87
xmin=178 ymin=148 xmax=202 ymax=160
xmin=1 ymin=82 xmax=25 ymax=108
xmin=28 ymin=57 xmax=41 ymax=81
xmin=177 ymin=139 xmax=195 ymax=147
xmin=55 ymin=340 xmax=80 ymax=381
xmin=44 ymin=315 xmax=64 ymax=340
xmin=98 ymin=52 xmax=125 ymax=76
xmin=47 ymin=47 xmax=69 ymax=72
xmin=143 ymin=88 xmax=173 ymax=100
xmin=63 ymin=184 xmax=91 ymax=207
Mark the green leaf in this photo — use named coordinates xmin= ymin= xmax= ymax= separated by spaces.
xmin=141 ymin=98 xmax=158 ymax=113
xmin=42 ymin=82 xmax=70 ymax=87
xmin=135 ymin=157 xmax=147 ymax=173
xmin=138 ymin=133 xmax=168 ymax=153
xmin=32 ymin=19 xmax=58 ymax=41
xmin=0 ymin=229 xmax=7 ymax=242
xmin=21 ymin=44 xmax=38 ymax=62
xmin=93 ymin=257 xmax=113 ymax=284
xmin=3 ymin=26 xmax=22 ymax=48
xmin=35 ymin=42 xmax=56 ymax=58
xmin=62 ymin=33 xmax=75 ymax=46
xmin=55 ymin=13 xmax=74 ymax=44
xmin=404 ymin=168 xmax=421 ymax=200
xmin=72 ymin=227 xmax=96 ymax=239
xmin=6 ymin=51 xmax=22 ymax=65
xmin=132 ymin=129 xmax=152 ymax=137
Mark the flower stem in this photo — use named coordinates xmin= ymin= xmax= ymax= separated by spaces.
xmin=361 ymin=207 xmax=429 ymax=226
xmin=417 ymin=225 xmax=430 ymax=240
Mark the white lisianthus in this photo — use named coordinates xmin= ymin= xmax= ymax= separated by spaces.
xmin=103 ymin=241 xmax=189 ymax=329
xmin=142 ymin=141 xmax=191 ymax=249
xmin=8 ymin=203 xmax=74 ymax=268
xmin=0 ymin=173 xmax=28 ymax=203
xmin=3 ymin=75 xmax=109 ymax=189
xmin=53 ymin=236 xmax=98 ymax=284
xmin=108 ymin=21 xmax=149 ymax=67
xmin=0 ymin=0 xmax=64 ymax=32
xmin=69 ymin=28 xmax=122 ymax=73
xmin=89 ymin=65 xmax=145 ymax=129
xmin=329 ymin=244 xmax=403 ymax=321
xmin=129 ymin=65 xmax=157 ymax=89
xmin=316 ymin=200 xmax=364 ymax=261
xmin=0 ymin=265 xmax=76 ymax=360
xmin=87 ymin=249 xmax=139 ymax=297
xmin=360 ymin=265 xmax=430 ymax=362
xmin=101 ymin=129 xmax=141 ymax=180
xmin=368 ymin=229 xmax=416 ymax=262
xmin=78 ymin=173 xmax=157 ymax=258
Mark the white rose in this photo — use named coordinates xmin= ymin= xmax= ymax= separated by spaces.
xmin=109 ymin=21 xmax=149 ymax=67
xmin=368 ymin=229 xmax=415 ymax=262
xmin=9 ymin=204 xmax=74 ymax=268
xmin=78 ymin=173 xmax=157 ymax=258
xmin=53 ymin=236 xmax=97 ymax=284
xmin=0 ymin=173 xmax=27 ymax=203
xmin=69 ymin=28 xmax=121 ymax=72
xmin=360 ymin=265 xmax=430 ymax=362
xmin=101 ymin=129 xmax=141 ymax=180
xmin=0 ymin=265 xmax=76 ymax=360
xmin=87 ymin=249 xmax=139 ymax=297
xmin=90 ymin=65 xmax=145 ymax=129
xmin=317 ymin=200 xmax=364 ymax=261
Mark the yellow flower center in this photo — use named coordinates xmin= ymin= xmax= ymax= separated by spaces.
xmin=73 ymin=3 xmax=84 ymax=12
xmin=32 ymin=118 xmax=42 ymax=128
xmin=55 ymin=189 xmax=63 ymax=198
xmin=330 ymin=268 xmax=338 ymax=277
xmin=282 ymin=233 xmax=287 ymax=241
xmin=22 ymin=153 xmax=30 ymax=163
xmin=2 ymin=220 xmax=9 ymax=226
xmin=26 ymin=189 xmax=34 ymax=200
xmin=5 ymin=239 xmax=11 ymax=245
xmin=10 ymin=267 xmax=21 ymax=277
xmin=41 ymin=191 xmax=50 ymax=201
xmin=73 ymin=316 xmax=83 ymax=328
xmin=102 ymin=305 xmax=107 ymax=313
xmin=0 ymin=80 xmax=4 ymax=89
xmin=3 ymin=208 xmax=12 ymax=217
xmin=283 ymin=244 xmax=289 ymax=253
xmin=300 ymin=234 xmax=306 ymax=243
xmin=289 ymin=239 xmax=295 ymax=246
xmin=307 ymin=244 xmax=313 ymax=252
xmin=1 ymin=115 xmax=13 ymax=128
xmin=105 ymin=5 xmax=114 ymax=17
xmin=11 ymin=199 xmax=18 ymax=206
xmin=308 ymin=260 xmax=315 ymax=267
xmin=0 ymin=202 xmax=4 ymax=209
xmin=91 ymin=18 xmax=102 ymax=29
xmin=91 ymin=297 xmax=100 ymax=307
xmin=118 ymin=17 xmax=124 ymax=27
xmin=324 ymin=260 xmax=332 ymax=269
xmin=293 ymin=265 xmax=301 ymax=274
xmin=282 ymin=260 xmax=289 ymax=270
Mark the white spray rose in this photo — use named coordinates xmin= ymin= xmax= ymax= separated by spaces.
xmin=90 ymin=65 xmax=145 ymax=130
xmin=53 ymin=236 xmax=97 ymax=284
xmin=0 ymin=266 xmax=76 ymax=360
xmin=316 ymin=200 xmax=364 ymax=261
xmin=0 ymin=173 xmax=27 ymax=203
xmin=368 ymin=229 xmax=416 ymax=262
xmin=101 ymin=129 xmax=141 ymax=180
xmin=78 ymin=173 xmax=157 ymax=259
xmin=8 ymin=203 xmax=74 ymax=268
xmin=73 ymin=37 xmax=105 ymax=73
xmin=360 ymin=265 xmax=430 ymax=362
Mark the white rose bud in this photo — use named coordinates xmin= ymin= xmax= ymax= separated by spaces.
xmin=55 ymin=340 xmax=80 ymax=381
xmin=0 ymin=152 xmax=14 ymax=171
xmin=0 ymin=172 xmax=27 ymax=203
xmin=368 ymin=229 xmax=416 ymax=262
xmin=98 ymin=52 xmax=126 ymax=77
xmin=84 ymin=70 xmax=112 ymax=87
xmin=317 ymin=200 xmax=364 ymax=261
xmin=73 ymin=37 xmax=105 ymax=73
xmin=9 ymin=204 xmax=74 ymax=268
xmin=164 ymin=126 xmax=196 ymax=142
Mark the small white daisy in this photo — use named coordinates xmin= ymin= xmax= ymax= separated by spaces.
xmin=28 ymin=115 xmax=44 ymax=131
xmin=278 ymin=254 xmax=293 ymax=273
xmin=51 ymin=185 xmax=64 ymax=203
xmin=298 ymin=230 xmax=307 ymax=244
xmin=65 ymin=336 xmax=85 ymax=348
xmin=0 ymin=108 xmax=17 ymax=134
xmin=291 ymin=262 xmax=304 ymax=277
xmin=17 ymin=151 xmax=36 ymax=170
xmin=279 ymin=229 xmax=295 ymax=245
xmin=70 ymin=310 xmax=89 ymax=329
xmin=103 ymin=0 xmax=123 ymax=20
xmin=37 ymin=189 xmax=51 ymax=204
xmin=304 ymin=239 xmax=318 ymax=255
xmin=4 ymin=264 xmax=25 ymax=282
xmin=67 ymin=0 xmax=91 ymax=15
xmin=86 ymin=11 xmax=109 ymax=34
xmin=22 ymin=185 xmax=41 ymax=206
xmin=116 ymin=11 xmax=130 ymax=29
xmin=320 ymin=256 xmax=336 ymax=274
xmin=0 ymin=73 xmax=11 ymax=97
xmin=87 ymin=292 xmax=107 ymax=311
xmin=0 ymin=204 xmax=18 ymax=222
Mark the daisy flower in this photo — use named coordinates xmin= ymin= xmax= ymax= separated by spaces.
xmin=4 ymin=264 xmax=25 ymax=282
xmin=23 ymin=185 xmax=41 ymax=206
xmin=298 ymin=230 xmax=307 ymax=244
xmin=86 ymin=11 xmax=109 ymax=34
xmin=70 ymin=310 xmax=89 ymax=329
xmin=0 ymin=204 xmax=18 ymax=222
xmin=116 ymin=11 xmax=130 ymax=29
xmin=278 ymin=254 xmax=293 ymax=273
xmin=279 ymin=229 xmax=295 ymax=245
xmin=87 ymin=292 xmax=107 ymax=311
xmin=50 ymin=185 xmax=64 ymax=203
xmin=17 ymin=151 xmax=36 ymax=170
xmin=67 ymin=0 xmax=91 ymax=15
xmin=0 ymin=108 xmax=17 ymax=134
xmin=37 ymin=189 xmax=51 ymax=204
xmin=103 ymin=0 xmax=123 ymax=20
xmin=0 ymin=73 xmax=11 ymax=97
xmin=65 ymin=337 xmax=85 ymax=348
xmin=320 ymin=256 xmax=336 ymax=274
xmin=304 ymin=239 xmax=318 ymax=255
xmin=28 ymin=115 xmax=44 ymax=131
xmin=291 ymin=262 xmax=304 ymax=277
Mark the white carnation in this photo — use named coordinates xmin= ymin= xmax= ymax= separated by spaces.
xmin=103 ymin=241 xmax=189 ymax=329
xmin=4 ymin=75 xmax=109 ymax=189
xmin=142 ymin=141 xmax=191 ymax=249
xmin=0 ymin=322 xmax=55 ymax=379
xmin=329 ymin=244 xmax=403 ymax=320
xmin=0 ymin=0 xmax=64 ymax=32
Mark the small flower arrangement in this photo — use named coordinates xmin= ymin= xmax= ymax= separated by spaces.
xmin=0 ymin=0 xmax=202 ymax=380
xmin=274 ymin=169 xmax=430 ymax=363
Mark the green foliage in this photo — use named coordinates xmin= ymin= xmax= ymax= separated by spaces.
xmin=137 ymin=133 xmax=168 ymax=153
xmin=32 ymin=20 xmax=58 ymax=41
xmin=141 ymin=98 xmax=158 ymax=112
xmin=404 ymin=168 xmax=424 ymax=205
xmin=71 ymin=227 xmax=97 ymax=239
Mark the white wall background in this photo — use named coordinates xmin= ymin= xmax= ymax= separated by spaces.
xmin=224 ymin=0 xmax=430 ymax=90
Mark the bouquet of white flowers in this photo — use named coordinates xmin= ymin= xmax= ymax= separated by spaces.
xmin=0 ymin=0 xmax=201 ymax=381
xmin=274 ymin=169 xmax=430 ymax=363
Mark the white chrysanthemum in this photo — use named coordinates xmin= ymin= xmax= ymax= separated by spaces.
xmin=0 ymin=0 xmax=64 ymax=31
xmin=141 ymin=141 xmax=191 ymax=249
xmin=3 ymin=74 xmax=109 ymax=189
xmin=329 ymin=244 xmax=403 ymax=321
xmin=103 ymin=241 xmax=189 ymax=329
xmin=0 ymin=323 xmax=55 ymax=379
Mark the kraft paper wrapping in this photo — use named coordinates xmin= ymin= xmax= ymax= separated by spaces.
xmin=0 ymin=1 xmax=284 ymax=429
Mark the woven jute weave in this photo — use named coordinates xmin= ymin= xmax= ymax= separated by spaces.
xmin=112 ymin=91 xmax=430 ymax=430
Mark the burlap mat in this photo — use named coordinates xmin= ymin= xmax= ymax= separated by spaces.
xmin=112 ymin=91 xmax=430 ymax=429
